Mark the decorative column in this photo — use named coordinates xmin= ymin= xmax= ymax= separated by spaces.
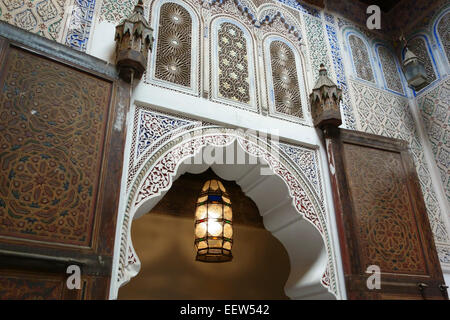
xmin=114 ymin=0 xmax=154 ymax=83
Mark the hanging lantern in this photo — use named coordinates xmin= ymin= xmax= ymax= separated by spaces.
xmin=402 ymin=46 xmax=429 ymax=91
xmin=195 ymin=179 xmax=233 ymax=262
xmin=114 ymin=0 xmax=154 ymax=82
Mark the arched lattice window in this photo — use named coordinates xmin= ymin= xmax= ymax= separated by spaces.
xmin=377 ymin=46 xmax=404 ymax=94
xmin=436 ymin=11 xmax=450 ymax=64
xmin=348 ymin=34 xmax=375 ymax=83
xmin=211 ymin=19 xmax=257 ymax=111
xmin=268 ymin=40 xmax=303 ymax=119
xmin=154 ymin=2 xmax=192 ymax=88
xmin=406 ymin=37 xmax=437 ymax=83
xmin=217 ymin=22 xmax=250 ymax=103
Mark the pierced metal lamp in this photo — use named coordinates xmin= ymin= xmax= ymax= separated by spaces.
xmin=194 ymin=179 xmax=233 ymax=262
xmin=399 ymin=34 xmax=429 ymax=91
xmin=402 ymin=46 xmax=429 ymax=91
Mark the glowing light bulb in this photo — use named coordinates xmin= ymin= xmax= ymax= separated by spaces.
xmin=208 ymin=220 xmax=223 ymax=237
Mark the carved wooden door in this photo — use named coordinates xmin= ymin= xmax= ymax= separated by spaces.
xmin=0 ymin=23 xmax=129 ymax=299
xmin=324 ymin=128 xmax=448 ymax=299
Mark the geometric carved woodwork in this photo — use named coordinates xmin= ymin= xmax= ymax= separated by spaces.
xmin=323 ymin=128 xmax=448 ymax=300
xmin=269 ymin=41 xmax=303 ymax=118
xmin=0 ymin=269 xmax=109 ymax=300
xmin=217 ymin=22 xmax=250 ymax=103
xmin=0 ymin=274 xmax=64 ymax=300
xmin=155 ymin=2 xmax=192 ymax=87
xmin=0 ymin=47 xmax=111 ymax=246
xmin=0 ymin=22 xmax=130 ymax=299
xmin=344 ymin=143 xmax=427 ymax=275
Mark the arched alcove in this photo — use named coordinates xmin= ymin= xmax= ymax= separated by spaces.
xmin=114 ymin=129 xmax=338 ymax=300
xmin=118 ymin=168 xmax=291 ymax=299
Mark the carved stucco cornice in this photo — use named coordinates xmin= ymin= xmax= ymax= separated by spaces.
xmin=200 ymin=0 xmax=304 ymax=43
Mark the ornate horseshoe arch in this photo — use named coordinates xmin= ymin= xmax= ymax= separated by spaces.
xmin=111 ymin=106 xmax=340 ymax=299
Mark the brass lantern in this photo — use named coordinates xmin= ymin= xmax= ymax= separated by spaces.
xmin=195 ymin=179 xmax=233 ymax=262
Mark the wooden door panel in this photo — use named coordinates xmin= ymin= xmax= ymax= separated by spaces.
xmin=0 ymin=22 xmax=129 ymax=299
xmin=0 ymin=46 xmax=112 ymax=248
xmin=342 ymin=143 xmax=429 ymax=276
xmin=324 ymin=128 xmax=447 ymax=299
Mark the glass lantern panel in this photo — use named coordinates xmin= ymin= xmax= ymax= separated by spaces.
xmin=197 ymin=240 xmax=207 ymax=250
xmin=208 ymin=195 xmax=222 ymax=202
xmin=218 ymin=181 xmax=226 ymax=192
xmin=223 ymin=241 xmax=232 ymax=250
xmin=209 ymin=248 xmax=222 ymax=254
xmin=195 ymin=222 xmax=207 ymax=238
xmin=224 ymin=205 xmax=232 ymax=220
xmin=195 ymin=205 xmax=207 ymax=220
xmin=210 ymin=179 xmax=219 ymax=190
xmin=208 ymin=239 xmax=222 ymax=249
xmin=222 ymin=196 xmax=231 ymax=204
xmin=207 ymin=220 xmax=223 ymax=237
xmin=417 ymin=63 xmax=426 ymax=75
xmin=404 ymin=64 xmax=416 ymax=82
xmin=208 ymin=203 xmax=223 ymax=219
xmin=197 ymin=195 xmax=207 ymax=204
xmin=202 ymin=180 xmax=211 ymax=191
xmin=224 ymin=223 xmax=233 ymax=238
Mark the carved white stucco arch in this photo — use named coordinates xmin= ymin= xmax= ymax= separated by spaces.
xmin=111 ymin=108 xmax=341 ymax=299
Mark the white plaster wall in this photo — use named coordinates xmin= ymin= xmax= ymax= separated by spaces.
xmin=444 ymin=273 xmax=450 ymax=296
xmin=88 ymin=21 xmax=117 ymax=64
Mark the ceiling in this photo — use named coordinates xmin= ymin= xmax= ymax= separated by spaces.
xmin=358 ymin=0 xmax=401 ymax=12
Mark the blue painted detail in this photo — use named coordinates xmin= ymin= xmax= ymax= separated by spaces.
xmin=208 ymin=195 xmax=222 ymax=202
xmin=202 ymin=0 xmax=303 ymax=41
xmin=324 ymin=12 xmax=335 ymax=25
xmin=277 ymin=0 xmax=320 ymax=18
xmin=65 ymin=0 xmax=96 ymax=52
xmin=137 ymin=112 xmax=191 ymax=158
xmin=433 ymin=8 xmax=450 ymax=65
xmin=325 ymin=24 xmax=357 ymax=130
